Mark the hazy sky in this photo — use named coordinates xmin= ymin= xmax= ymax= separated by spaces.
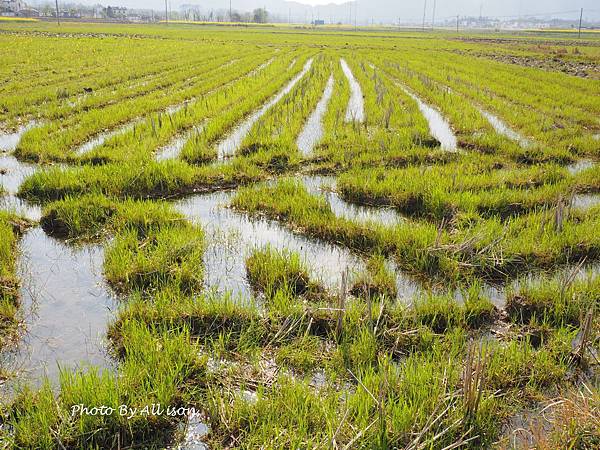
xmin=46 ymin=0 xmax=600 ymax=22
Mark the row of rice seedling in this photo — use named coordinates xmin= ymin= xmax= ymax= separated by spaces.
xmin=313 ymin=56 xmax=450 ymax=172
xmin=180 ymin=50 xmax=316 ymax=164
xmin=369 ymin=58 xmax=546 ymax=162
xmin=227 ymin=53 xmax=333 ymax=168
xmin=377 ymin=47 xmax=600 ymax=156
xmin=41 ymin=50 xmax=246 ymax=123
xmin=14 ymin=47 xmax=278 ymax=162
xmin=79 ymin=50 xmax=302 ymax=164
xmin=336 ymin=155 xmax=600 ymax=221
xmin=0 ymin=34 xmax=233 ymax=124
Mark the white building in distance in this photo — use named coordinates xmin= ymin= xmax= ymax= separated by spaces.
xmin=1 ymin=0 xmax=27 ymax=14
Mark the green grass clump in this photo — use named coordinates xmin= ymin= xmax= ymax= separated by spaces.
xmin=104 ymin=224 xmax=204 ymax=293
xmin=246 ymin=245 xmax=323 ymax=300
xmin=19 ymin=159 xmax=264 ymax=201
xmin=0 ymin=213 xmax=27 ymax=350
xmin=350 ymin=254 xmax=397 ymax=300
xmin=484 ymin=337 xmax=570 ymax=395
xmin=232 ymin=178 xmax=449 ymax=279
xmin=275 ymin=335 xmax=323 ymax=372
xmin=338 ymin=159 xmax=576 ymax=221
xmin=413 ymin=292 xmax=497 ymax=333
xmin=41 ymin=194 xmax=183 ymax=239
xmin=3 ymin=323 xmax=205 ymax=448
xmin=506 ymin=272 xmax=600 ymax=327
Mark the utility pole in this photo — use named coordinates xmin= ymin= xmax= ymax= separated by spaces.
xmin=578 ymin=8 xmax=583 ymax=38
xmin=229 ymin=0 xmax=232 ymax=21
xmin=431 ymin=0 xmax=436 ymax=30
xmin=456 ymin=15 xmax=459 ymax=33
xmin=54 ymin=0 xmax=60 ymax=25
xmin=164 ymin=0 xmax=168 ymax=24
xmin=422 ymin=0 xmax=427 ymax=31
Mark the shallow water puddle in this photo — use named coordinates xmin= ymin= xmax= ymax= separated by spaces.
xmin=567 ymin=158 xmax=595 ymax=175
xmin=174 ymin=411 xmax=210 ymax=450
xmin=175 ymin=189 xmax=365 ymax=299
xmin=0 ymin=122 xmax=37 ymax=152
xmin=300 ymin=175 xmax=403 ymax=226
xmin=0 ymin=125 xmax=41 ymax=220
xmin=397 ymin=85 xmax=457 ymax=151
xmin=571 ymin=194 xmax=600 ymax=210
xmin=0 ymin=153 xmax=41 ymax=221
xmin=156 ymin=125 xmax=203 ymax=161
xmin=217 ymin=58 xmax=314 ymax=159
xmin=340 ymin=59 xmax=365 ymax=123
xmin=176 ymin=181 xmax=426 ymax=302
xmin=75 ymin=119 xmax=141 ymax=156
xmin=3 ymin=228 xmax=117 ymax=388
xmin=297 ymin=76 xmax=334 ymax=156
xmin=479 ymin=109 xmax=531 ymax=147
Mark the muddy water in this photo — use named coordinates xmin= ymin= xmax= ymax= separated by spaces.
xmin=340 ymin=59 xmax=365 ymax=123
xmin=297 ymin=76 xmax=334 ymax=156
xmin=1 ymin=124 xmax=115 ymax=390
xmin=2 ymin=228 xmax=116 ymax=389
xmin=398 ymin=85 xmax=457 ymax=151
xmin=156 ymin=125 xmax=203 ymax=161
xmin=175 ymin=190 xmax=365 ymax=299
xmin=217 ymin=59 xmax=314 ymax=159
xmin=480 ymin=110 xmax=531 ymax=147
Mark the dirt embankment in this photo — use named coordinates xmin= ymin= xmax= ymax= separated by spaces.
xmin=451 ymin=48 xmax=600 ymax=79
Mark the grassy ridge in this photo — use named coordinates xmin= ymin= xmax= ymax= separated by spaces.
xmin=0 ymin=212 xmax=27 ymax=352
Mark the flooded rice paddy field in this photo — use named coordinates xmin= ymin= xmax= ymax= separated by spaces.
xmin=0 ymin=22 xmax=599 ymax=449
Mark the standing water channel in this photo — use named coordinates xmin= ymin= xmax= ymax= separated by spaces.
xmin=297 ymin=75 xmax=334 ymax=156
xmin=175 ymin=174 xmax=422 ymax=303
xmin=479 ymin=109 xmax=532 ymax=147
xmin=398 ymin=85 xmax=458 ymax=151
xmin=1 ymin=125 xmax=116 ymax=394
xmin=217 ymin=58 xmax=314 ymax=159
xmin=340 ymin=59 xmax=365 ymax=123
